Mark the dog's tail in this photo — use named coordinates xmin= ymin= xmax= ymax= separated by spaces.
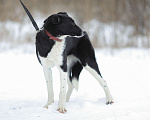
xmin=19 ymin=0 xmax=40 ymax=32
xmin=71 ymin=62 xmax=83 ymax=91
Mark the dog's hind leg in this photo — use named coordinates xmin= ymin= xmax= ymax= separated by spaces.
xmin=85 ymin=60 xmax=114 ymax=104
xmin=66 ymin=75 xmax=74 ymax=102
xmin=66 ymin=67 xmax=73 ymax=102
xmin=43 ymin=67 xmax=54 ymax=109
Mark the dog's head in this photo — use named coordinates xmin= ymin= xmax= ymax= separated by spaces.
xmin=43 ymin=12 xmax=83 ymax=37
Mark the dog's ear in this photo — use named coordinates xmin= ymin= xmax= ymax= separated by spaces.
xmin=44 ymin=15 xmax=61 ymax=25
xmin=50 ymin=16 xmax=61 ymax=25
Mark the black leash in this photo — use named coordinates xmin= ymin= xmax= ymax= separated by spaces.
xmin=19 ymin=0 xmax=40 ymax=32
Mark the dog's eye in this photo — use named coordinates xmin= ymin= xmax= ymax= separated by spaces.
xmin=50 ymin=16 xmax=61 ymax=25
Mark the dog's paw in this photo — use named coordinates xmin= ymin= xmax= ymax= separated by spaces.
xmin=106 ymin=97 xmax=114 ymax=105
xmin=106 ymin=100 xmax=114 ymax=105
xmin=44 ymin=100 xmax=54 ymax=109
xmin=57 ymin=107 xmax=67 ymax=113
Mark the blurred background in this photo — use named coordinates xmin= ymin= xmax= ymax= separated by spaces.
xmin=0 ymin=0 xmax=150 ymax=50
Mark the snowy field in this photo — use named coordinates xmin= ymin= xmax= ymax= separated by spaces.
xmin=0 ymin=48 xmax=150 ymax=120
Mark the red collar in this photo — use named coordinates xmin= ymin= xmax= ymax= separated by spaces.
xmin=45 ymin=30 xmax=62 ymax=42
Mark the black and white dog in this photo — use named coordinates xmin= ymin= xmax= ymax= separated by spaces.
xmin=35 ymin=12 xmax=114 ymax=113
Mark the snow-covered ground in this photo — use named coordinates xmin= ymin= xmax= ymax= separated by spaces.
xmin=0 ymin=48 xmax=150 ymax=120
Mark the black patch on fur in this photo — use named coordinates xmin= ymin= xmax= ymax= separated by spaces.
xmin=36 ymin=30 xmax=55 ymax=64
xmin=65 ymin=32 xmax=102 ymax=77
xmin=71 ymin=62 xmax=83 ymax=82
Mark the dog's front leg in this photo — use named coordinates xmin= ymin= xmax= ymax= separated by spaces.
xmin=57 ymin=68 xmax=67 ymax=113
xmin=43 ymin=67 xmax=54 ymax=109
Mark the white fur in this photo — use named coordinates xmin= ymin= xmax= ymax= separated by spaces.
xmin=43 ymin=67 xmax=54 ymax=108
xmin=67 ymin=55 xmax=80 ymax=91
xmin=68 ymin=30 xmax=85 ymax=38
xmin=39 ymin=36 xmax=67 ymax=68
xmin=66 ymin=55 xmax=80 ymax=102
xmin=57 ymin=68 xmax=67 ymax=112
xmin=66 ymin=76 xmax=74 ymax=102
xmin=72 ymin=78 xmax=79 ymax=91
xmin=67 ymin=55 xmax=80 ymax=68
xmin=39 ymin=36 xmax=68 ymax=112
xmin=85 ymin=66 xmax=114 ymax=103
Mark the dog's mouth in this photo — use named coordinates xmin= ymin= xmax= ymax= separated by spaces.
xmin=56 ymin=31 xmax=85 ymax=38
xmin=70 ymin=34 xmax=76 ymax=36
xmin=70 ymin=31 xmax=86 ymax=37
xmin=66 ymin=31 xmax=86 ymax=38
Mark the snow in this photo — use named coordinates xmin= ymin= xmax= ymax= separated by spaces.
xmin=0 ymin=48 xmax=150 ymax=120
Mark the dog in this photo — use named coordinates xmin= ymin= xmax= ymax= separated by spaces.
xmin=35 ymin=12 xmax=114 ymax=113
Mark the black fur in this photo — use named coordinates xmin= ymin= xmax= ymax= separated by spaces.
xmin=71 ymin=62 xmax=83 ymax=82
xmin=65 ymin=32 xmax=102 ymax=78
xmin=44 ymin=12 xmax=83 ymax=37
xmin=36 ymin=30 xmax=55 ymax=57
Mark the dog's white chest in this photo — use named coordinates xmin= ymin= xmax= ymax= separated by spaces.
xmin=39 ymin=39 xmax=66 ymax=68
